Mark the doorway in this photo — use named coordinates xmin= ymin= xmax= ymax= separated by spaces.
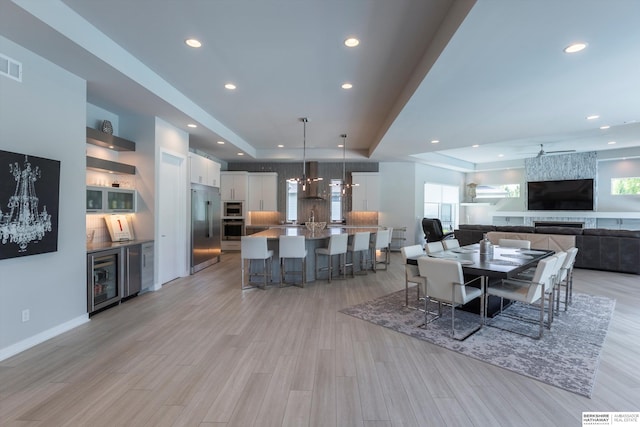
xmin=158 ymin=150 xmax=187 ymax=285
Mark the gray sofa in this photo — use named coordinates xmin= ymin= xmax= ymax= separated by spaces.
xmin=455 ymin=224 xmax=640 ymax=275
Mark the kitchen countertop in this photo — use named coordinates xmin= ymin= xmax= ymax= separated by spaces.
xmin=87 ymin=239 xmax=153 ymax=254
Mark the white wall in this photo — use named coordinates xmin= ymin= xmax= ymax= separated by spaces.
xmin=596 ymin=158 xmax=640 ymax=212
xmin=120 ymin=113 xmax=156 ymax=242
xmin=380 ymin=162 xmax=465 ymax=246
xmin=0 ymin=36 xmax=88 ymax=359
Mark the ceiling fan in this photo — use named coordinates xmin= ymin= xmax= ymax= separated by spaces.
xmin=535 ymin=144 xmax=576 ymax=158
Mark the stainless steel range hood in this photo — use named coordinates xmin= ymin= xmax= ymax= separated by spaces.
xmin=300 ymin=161 xmax=324 ymax=200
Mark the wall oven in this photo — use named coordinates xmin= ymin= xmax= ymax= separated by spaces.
xmin=224 ymin=201 xmax=243 ymax=217
xmin=222 ymin=218 xmax=245 ymax=241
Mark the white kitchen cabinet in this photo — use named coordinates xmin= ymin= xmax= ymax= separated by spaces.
xmin=351 ymin=172 xmax=380 ymax=211
xmin=248 ymin=173 xmax=278 ymax=211
xmin=220 ymin=171 xmax=248 ymax=201
xmin=189 ymin=153 xmax=221 ymax=187
xmin=189 ymin=153 xmax=207 ymax=185
xmin=209 ymin=160 xmax=220 ymax=187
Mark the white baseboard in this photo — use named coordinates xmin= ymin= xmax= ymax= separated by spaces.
xmin=0 ymin=314 xmax=90 ymax=362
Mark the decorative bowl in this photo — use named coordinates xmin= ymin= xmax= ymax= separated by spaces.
xmin=305 ymin=221 xmax=326 ymax=232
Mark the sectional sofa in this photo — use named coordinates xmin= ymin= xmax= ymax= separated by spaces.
xmin=454 ymin=224 xmax=640 ymax=275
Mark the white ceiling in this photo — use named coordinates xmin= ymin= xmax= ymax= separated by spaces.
xmin=2 ymin=0 xmax=640 ymax=171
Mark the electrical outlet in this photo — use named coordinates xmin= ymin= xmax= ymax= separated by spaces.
xmin=21 ymin=309 xmax=30 ymax=322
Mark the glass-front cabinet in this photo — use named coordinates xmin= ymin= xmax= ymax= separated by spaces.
xmin=86 ymin=188 xmax=103 ymax=212
xmin=86 ymin=186 xmax=136 ymax=213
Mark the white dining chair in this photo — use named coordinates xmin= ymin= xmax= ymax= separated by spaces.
xmin=442 ymin=239 xmax=460 ymax=250
xmin=279 ymin=235 xmax=307 ymax=287
xmin=417 ymin=256 xmax=484 ymax=340
xmin=498 ymin=238 xmax=531 ymax=249
xmin=425 ymin=241 xmax=445 ymax=255
xmin=556 ymin=247 xmax=579 ymax=311
xmin=485 ymin=255 xmax=557 ymax=339
xmin=400 ymin=244 xmax=426 ymax=309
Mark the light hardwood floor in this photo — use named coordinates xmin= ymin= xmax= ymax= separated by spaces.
xmin=1 ymin=251 xmax=639 ymax=426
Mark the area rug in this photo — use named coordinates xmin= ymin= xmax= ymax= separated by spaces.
xmin=339 ymin=289 xmax=615 ymax=397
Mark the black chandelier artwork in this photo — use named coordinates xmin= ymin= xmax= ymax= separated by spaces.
xmin=0 ymin=149 xmax=60 ymax=260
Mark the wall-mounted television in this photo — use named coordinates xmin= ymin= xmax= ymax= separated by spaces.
xmin=527 ymin=178 xmax=594 ymax=211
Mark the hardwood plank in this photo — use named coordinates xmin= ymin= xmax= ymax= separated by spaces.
xmin=281 ymin=390 xmax=312 ymax=427
xmin=309 ymin=349 xmax=336 ymax=427
xmin=352 ymin=342 xmax=389 ymax=422
xmin=254 ymin=354 xmax=298 ymax=427
xmin=226 ymin=372 xmax=272 ymax=427
xmin=336 ymin=376 xmax=364 ymax=427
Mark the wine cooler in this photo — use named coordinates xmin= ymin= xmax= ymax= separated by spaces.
xmin=87 ymin=248 xmax=122 ymax=314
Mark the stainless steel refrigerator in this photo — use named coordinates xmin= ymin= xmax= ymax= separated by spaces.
xmin=190 ymin=184 xmax=222 ymax=273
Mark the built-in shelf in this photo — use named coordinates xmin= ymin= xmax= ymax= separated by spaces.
xmin=460 ymin=202 xmax=492 ymax=206
xmin=86 ymin=127 xmax=135 ymax=151
xmin=492 ymin=211 xmax=640 ymax=218
xmin=86 ymin=156 xmax=136 ymax=175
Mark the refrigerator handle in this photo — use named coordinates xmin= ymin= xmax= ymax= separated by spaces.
xmin=206 ymin=200 xmax=211 ymax=238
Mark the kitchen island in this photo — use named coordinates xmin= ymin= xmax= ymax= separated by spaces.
xmin=247 ymin=226 xmax=381 ymax=285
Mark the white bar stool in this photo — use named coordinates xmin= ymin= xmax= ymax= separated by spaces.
xmin=346 ymin=231 xmax=371 ymax=276
xmin=279 ymin=235 xmax=307 ymax=287
xmin=370 ymin=228 xmax=391 ymax=271
xmin=315 ymin=233 xmax=348 ymax=282
xmin=241 ymin=236 xmax=274 ymax=290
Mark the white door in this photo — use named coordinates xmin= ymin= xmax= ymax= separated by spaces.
xmin=158 ymin=151 xmax=186 ymax=285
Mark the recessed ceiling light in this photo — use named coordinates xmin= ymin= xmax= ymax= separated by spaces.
xmin=108 ymin=145 xmax=114 ymax=149
xmin=341 ymin=83 xmax=353 ymax=89
xmin=498 ymin=154 xmax=504 ymax=158
xmin=430 ymin=140 xmax=439 ymax=144
xmin=344 ymin=37 xmax=360 ymax=47
xmin=564 ymin=42 xmax=587 ymax=53
xmin=472 ymin=144 xmax=480 ymax=148
xmin=608 ymin=141 xmax=617 ymax=145
xmin=225 ymin=83 xmax=236 ymax=90
xmin=185 ymin=38 xmax=202 ymax=48
xmin=187 ymin=123 xmax=197 ymax=128
xmin=277 ymin=144 xmax=284 ymax=148
xmin=237 ymin=152 xmax=244 ymax=156
xmin=600 ymin=125 xmax=610 ymax=130
xmin=217 ymin=141 xmax=225 ymax=145
xmin=586 ymin=114 xmax=600 ymax=120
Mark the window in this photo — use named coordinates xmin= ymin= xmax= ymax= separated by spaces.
xmin=611 ymin=177 xmax=640 ymax=195
xmin=424 ymin=183 xmax=459 ymax=232
xmin=475 ymin=184 xmax=520 ymax=199
xmin=330 ymin=179 xmax=343 ymax=222
xmin=286 ymin=181 xmax=298 ymax=222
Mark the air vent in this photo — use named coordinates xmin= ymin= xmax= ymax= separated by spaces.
xmin=0 ymin=53 xmax=22 ymax=82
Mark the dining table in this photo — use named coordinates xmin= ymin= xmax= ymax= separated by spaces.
xmin=407 ymin=243 xmax=554 ymax=316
